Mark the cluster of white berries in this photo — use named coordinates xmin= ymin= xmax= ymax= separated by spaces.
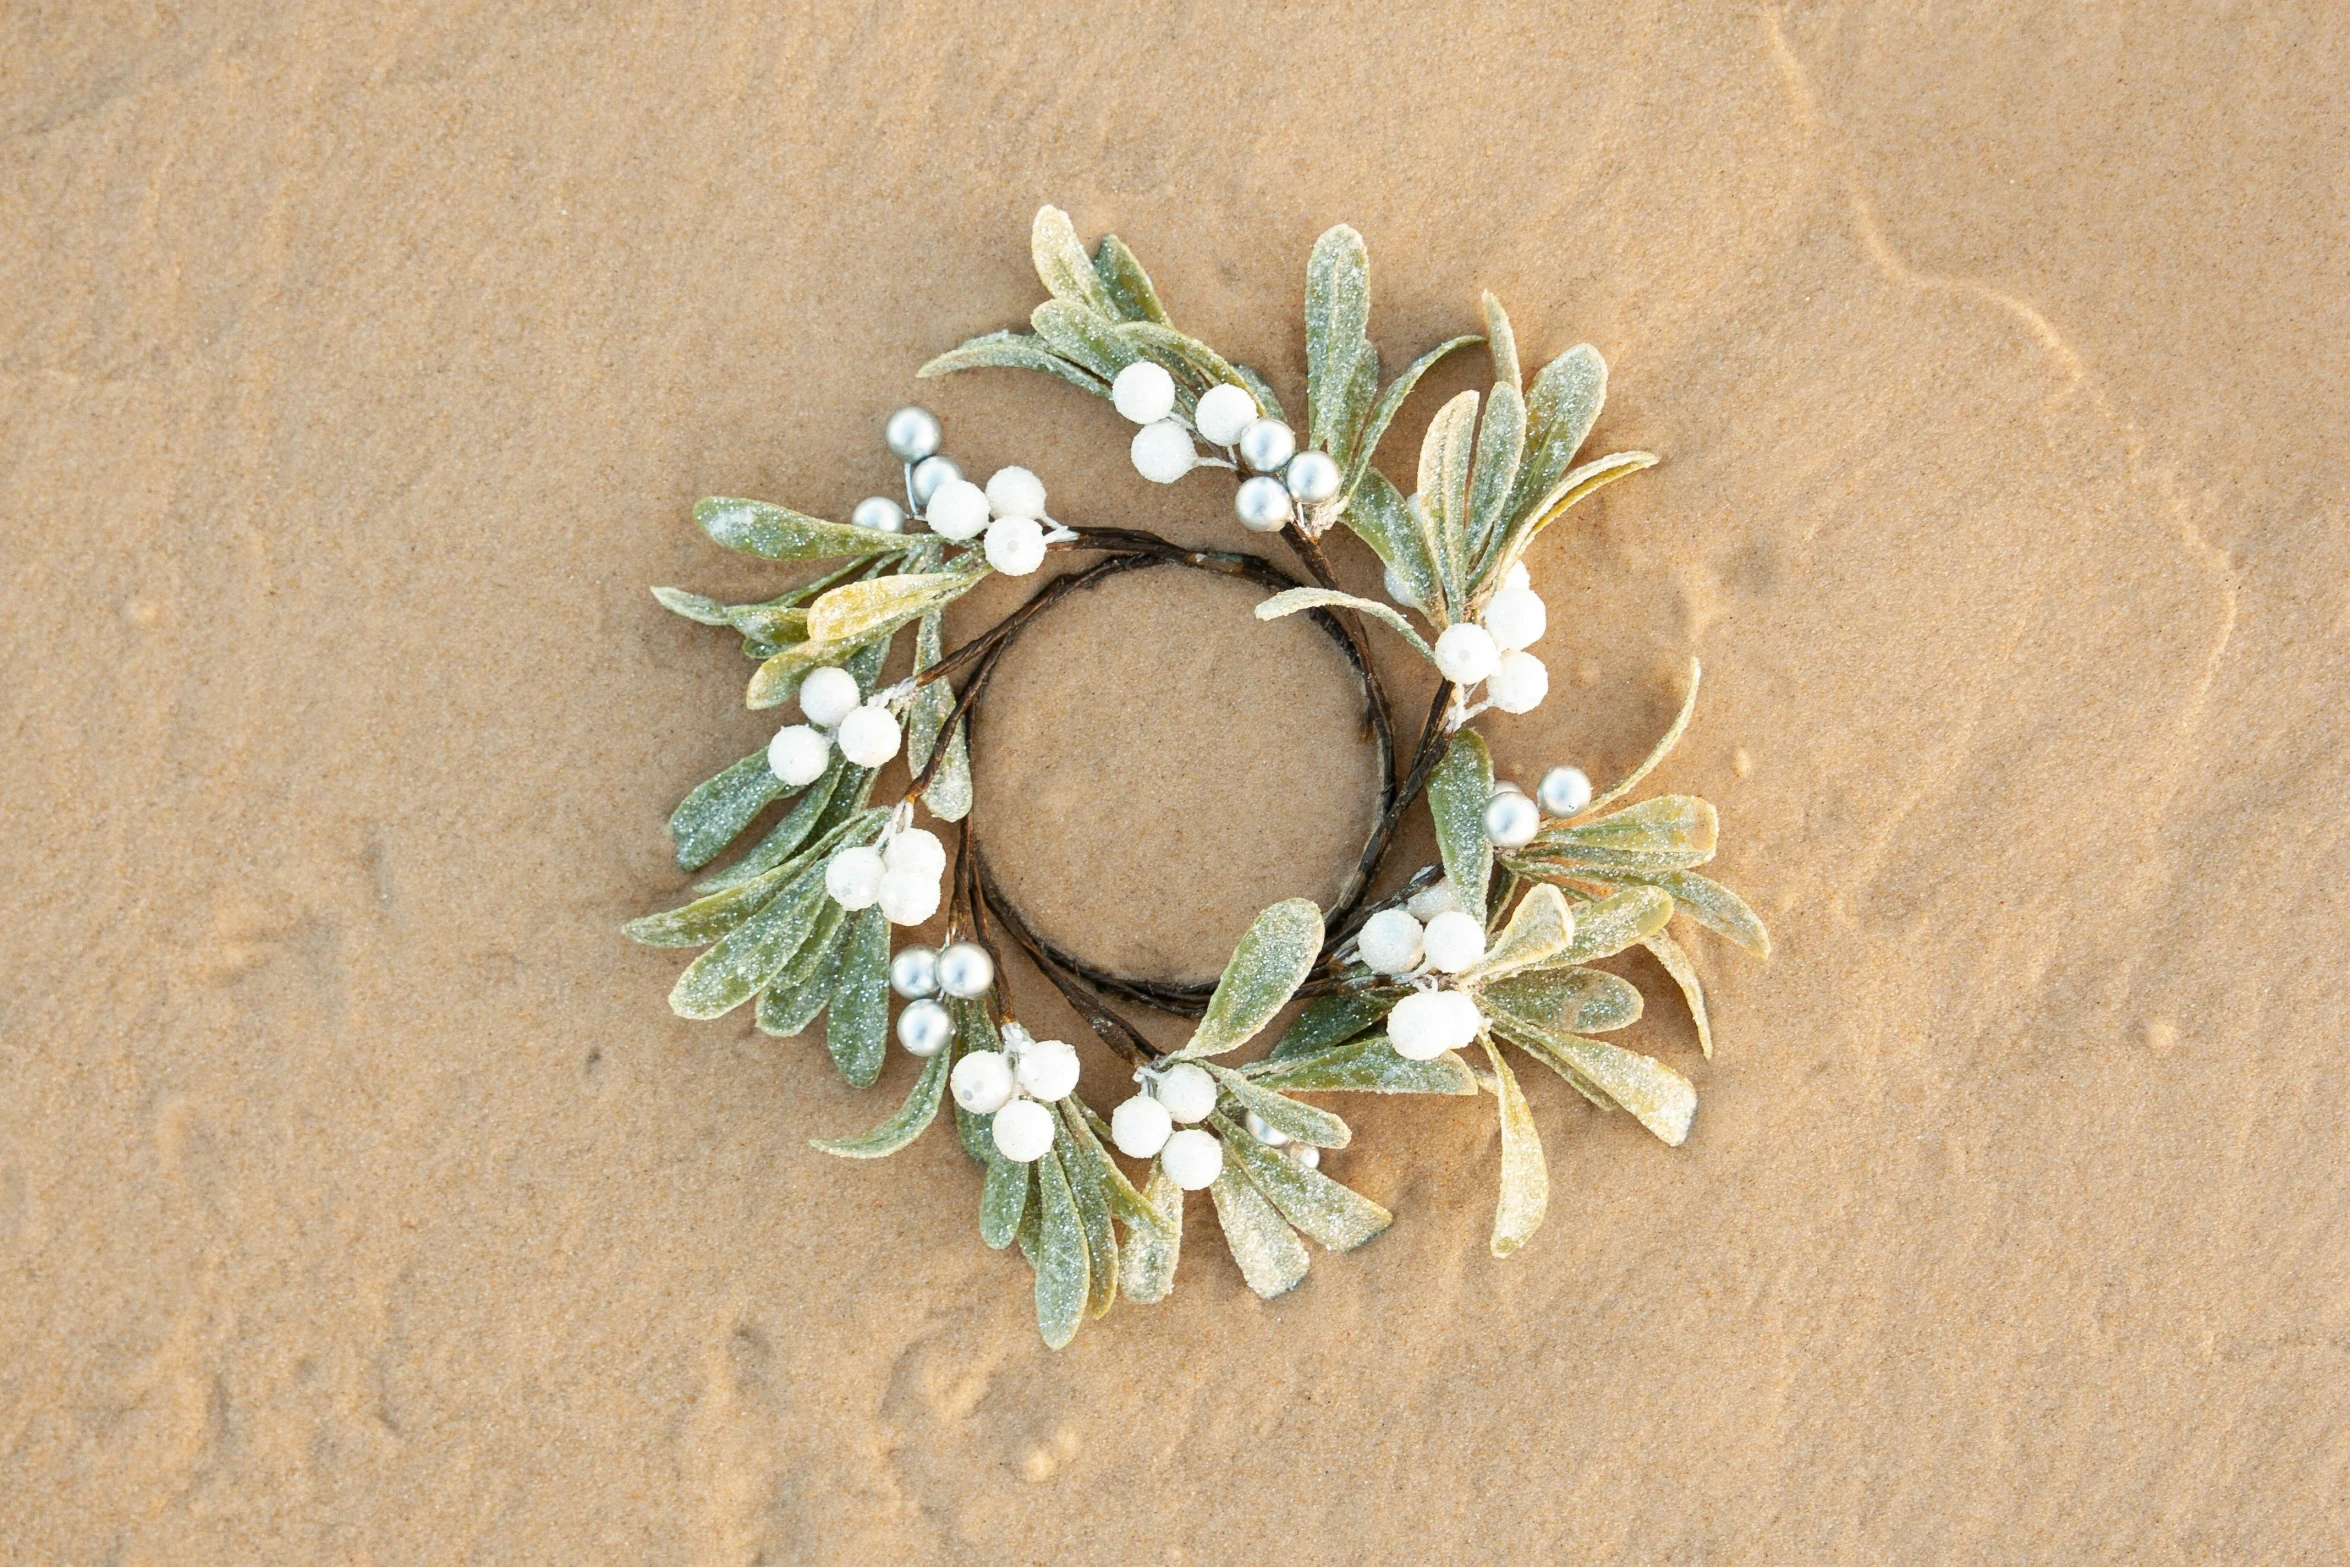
xmin=1106 ymin=1062 xmax=1226 ymax=1190
xmin=1356 ymin=877 xmax=1492 ymax=1061
xmin=951 ymin=1021 xmax=1084 ymax=1164
xmin=886 ymin=939 xmax=995 ymax=1059
xmin=1480 ymin=765 xmax=1594 ymax=851
xmin=825 ymin=816 xmax=947 ymax=927
xmin=871 ymin=405 xmax=1064 ymax=577
xmin=1418 ymin=560 xmax=1551 ymax=715
xmin=1112 ymin=364 xmax=1342 ymax=534
xmin=768 ymin=664 xmax=904 ymax=786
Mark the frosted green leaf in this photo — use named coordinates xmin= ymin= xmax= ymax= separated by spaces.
xmin=694 ymin=792 xmax=874 ymax=895
xmin=744 ymin=638 xmax=862 ymax=710
xmin=1092 ymin=234 xmax=1169 ymax=324
xmin=667 ymin=863 xmax=829 ymax=1019
xmin=980 ymin=1147 xmax=1029 ymax=1249
xmin=1184 ymin=898 xmax=1324 ymax=1058
xmin=805 ymin=570 xmax=982 ymax=646
xmin=1248 ymin=1034 xmax=1477 ymax=1096
xmin=1255 ymin=585 xmax=1433 ymax=664
xmin=1336 ymin=471 xmax=1445 ymax=623
xmin=1052 ymin=1110 xmax=1119 ymax=1318
xmin=1305 ymin=225 xmax=1373 ymax=459
xmin=1520 ymin=795 xmax=1719 ymax=876
xmin=1480 ymin=1036 xmax=1548 ymax=1257
xmin=1032 ymin=298 xmax=1142 ymax=382
xmin=1342 ymin=335 xmax=1481 ymax=503
xmin=1232 ymin=363 xmax=1287 ymax=424
xmin=811 ymin=1040 xmax=949 ymax=1158
xmin=755 ymin=912 xmax=843 ymax=1038
xmin=722 ymin=601 xmax=810 ymax=657
xmin=1619 ymin=869 xmax=1773 ymax=957
xmin=652 ymin=586 xmax=733 ymax=625
xmin=1417 ymin=388 xmax=1481 ymax=598
xmin=1031 ymin=205 xmax=1117 ymax=317
xmin=905 ymin=612 xmax=952 ymax=773
xmin=1582 ymin=659 xmax=1700 ymax=816
xmin=1641 ymin=927 xmax=1714 ymax=1058
xmin=626 ymin=861 xmax=795 ymax=948
xmin=1495 ymin=1020 xmax=1611 ymax=1109
xmin=1215 ymin=1113 xmax=1390 ymax=1252
xmin=695 ymin=498 xmax=905 ymax=563
xmin=922 ymin=716 xmax=973 ymax=822
xmin=1114 ymin=320 xmax=1246 ymax=400
xmin=1482 ymin=966 xmax=1643 ymax=1038
xmin=1466 ymin=883 xmax=1576 ymax=983
xmin=1552 ymin=886 xmax=1675 ymax=964
xmin=1518 ymin=1031 xmax=1696 ymax=1145
xmin=1427 ymin=730 xmax=1495 ymax=924
xmin=826 ymin=905 xmax=891 ymax=1088
xmin=1120 ymin=1166 xmax=1183 ymax=1305
xmin=1207 ymin=1065 xmax=1351 ymax=1149
xmin=667 ymin=749 xmax=788 ymax=872
xmin=1032 ymin=1148 xmax=1091 ymax=1349
xmin=917 ymin=331 xmax=1109 ymax=396
xmin=1210 ymin=1162 xmax=1310 ymax=1299
xmin=1466 ymin=295 xmax=1526 ymax=574
xmin=1061 ymin=1099 xmax=1165 ymax=1236
xmin=1266 ymin=992 xmax=1391 ymax=1062
xmin=1482 ymin=290 xmax=1522 ymax=396
xmin=1506 ymin=343 xmax=1607 ymax=525
xmin=1494 ymin=449 xmax=1658 ymax=574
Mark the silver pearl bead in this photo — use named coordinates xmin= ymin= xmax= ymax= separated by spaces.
xmin=1243 ymin=1109 xmax=1290 ymax=1147
xmin=1283 ymin=449 xmax=1342 ymax=503
xmin=1288 ymin=1143 xmax=1321 ymax=1170
xmin=889 ymin=944 xmax=941 ymax=999
xmin=1492 ymin=778 xmax=1527 ymax=798
xmin=908 ymin=455 xmax=961 ymax=507
xmin=884 ymin=405 xmax=943 ymax=463
xmin=935 ymin=941 xmax=996 ymax=1000
xmin=1234 ymin=475 xmax=1293 ymax=532
xmin=1538 ymin=765 xmax=1594 ymax=817
xmin=851 ymin=496 xmax=907 ymax=534
xmin=1236 ymin=417 xmax=1298 ymax=474
xmin=1484 ymin=789 xmax=1541 ymax=849
xmin=896 ymin=997 xmax=954 ymax=1057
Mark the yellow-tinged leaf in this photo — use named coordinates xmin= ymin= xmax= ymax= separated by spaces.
xmin=1210 ymin=1161 xmax=1310 ymax=1298
xmin=1525 ymin=1033 xmax=1696 ymax=1145
xmin=1256 ymin=586 xmax=1433 ymax=663
xmin=805 ymin=571 xmax=982 ymax=645
xmin=1553 ymin=886 xmax=1674 ymax=964
xmin=1214 ymin=1113 xmax=1390 ymax=1252
xmin=1119 ymin=1165 xmax=1183 ymax=1305
xmin=1427 ymin=730 xmax=1495 ymax=924
xmin=1480 ymin=1036 xmax=1547 ymax=1257
xmin=1481 ymin=966 xmax=1644 ymax=1038
xmin=1419 ymin=389 xmax=1481 ymax=599
xmin=1641 ymin=927 xmax=1714 ymax=1057
xmin=1467 ymin=884 xmax=1576 ymax=982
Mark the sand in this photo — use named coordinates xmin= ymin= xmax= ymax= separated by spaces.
xmin=5 ymin=4 xmax=2345 ymax=1561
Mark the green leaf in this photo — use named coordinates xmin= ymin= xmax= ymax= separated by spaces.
xmin=744 ymin=638 xmax=863 ymax=710
xmin=667 ymin=863 xmax=829 ymax=1019
xmin=1641 ymin=927 xmax=1713 ymax=1058
xmin=694 ymin=787 xmax=870 ymax=894
xmin=1466 ymin=296 xmax=1527 ymax=578
xmin=1207 ymin=1065 xmax=1351 ymax=1149
xmin=1214 ymin=1113 xmax=1390 ymax=1252
xmin=905 ymin=613 xmax=952 ymax=774
xmin=805 ymin=570 xmax=982 ymax=646
xmin=1582 ymin=659 xmax=1701 ymax=817
xmin=1485 ymin=965 xmax=1644 ymax=1038
xmin=1342 ymin=334 xmax=1481 ymax=505
xmin=1031 ymin=205 xmax=1117 ymax=317
xmin=810 ymin=1041 xmax=949 ymax=1158
xmin=1184 ymin=898 xmax=1324 ymax=1057
xmin=1032 ymin=298 xmax=1143 ymax=382
xmin=1061 ymin=1099 xmax=1165 ymax=1235
xmin=1092 ymin=234 xmax=1169 ymax=324
xmin=1480 ymin=1036 xmax=1548 ymax=1257
xmin=1340 ymin=470 xmax=1444 ymax=621
xmin=922 ymin=716 xmax=973 ymax=822
xmin=1467 ymin=883 xmax=1577 ymax=983
xmin=1620 ymin=869 xmax=1772 ymax=958
xmin=1053 ymin=1110 xmax=1119 ymax=1319
xmin=1249 ymin=1034 xmax=1477 ymax=1096
xmin=1506 ymin=343 xmax=1607 ymax=527
xmin=1519 ymin=795 xmax=1719 ymax=876
xmin=652 ymin=586 xmax=733 ymax=625
xmin=1426 ymin=730 xmax=1495 ymax=925
xmin=755 ymin=911 xmax=845 ymax=1037
xmin=1515 ymin=1030 xmax=1696 ymax=1146
xmin=917 ymin=331 xmax=1109 ymax=397
xmin=1417 ymin=388 xmax=1481 ymax=600
xmin=1553 ymin=886 xmax=1675 ymax=964
xmin=1119 ymin=1165 xmax=1184 ymax=1305
xmin=825 ymin=905 xmax=891 ymax=1087
xmin=1267 ymin=992 xmax=1391 ymax=1061
xmin=1032 ymin=1148 xmax=1091 ymax=1349
xmin=696 ymin=497 xmax=904 ymax=563
xmin=1113 ymin=320 xmax=1247 ymax=400
xmin=1254 ymin=585 xmax=1434 ymax=664
xmin=667 ymin=749 xmax=787 ymax=872
xmin=1305 ymin=225 xmax=1374 ymax=461
xmin=980 ymin=1148 xmax=1030 ymax=1249
xmin=1232 ymin=363 xmax=1287 ymax=424
xmin=1209 ymin=1160 xmax=1310 ymax=1299
xmin=626 ymin=862 xmax=795 ymax=948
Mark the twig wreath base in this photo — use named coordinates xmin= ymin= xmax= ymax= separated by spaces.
xmin=629 ymin=208 xmax=1772 ymax=1346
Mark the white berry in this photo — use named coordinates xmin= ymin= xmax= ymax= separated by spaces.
xmin=984 ymin=515 xmax=1047 ymax=576
xmin=925 ymin=477 xmax=992 ymax=541
xmin=1388 ymin=989 xmax=1482 ymax=1060
xmin=1130 ymin=419 xmax=1198 ymax=484
xmin=1488 ymin=651 xmax=1550 ymax=714
xmin=984 ymin=465 xmax=1048 ymax=519
xmin=767 ymin=723 xmax=831 ymax=786
xmin=1357 ymin=908 xmax=1425 ymax=976
xmin=1421 ymin=909 xmax=1487 ymax=973
xmin=835 ymin=705 xmax=902 ymax=768
xmin=1433 ymin=622 xmax=1500 ymax=685
xmin=1152 ymin=1061 xmax=1218 ymax=1124
xmin=1160 ymin=1127 xmax=1224 ymax=1190
xmin=991 ymin=1098 xmax=1057 ymax=1163
xmin=1110 ymin=1094 xmax=1173 ymax=1159
xmin=895 ymin=998 xmax=953 ymax=1057
xmin=951 ymin=1050 xmax=1015 ymax=1114
xmin=1405 ymin=877 xmax=1459 ymax=921
xmin=1538 ymin=765 xmax=1593 ymax=817
xmin=798 ymin=665 xmax=861 ymax=729
xmin=884 ymin=827 xmax=946 ymax=879
xmin=825 ymin=846 xmax=885 ymax=910
xmin=1194 ymin=383 xmax=1258 ymax=445
xmin=878 ymin=868 xmax=940 ymax=926
xmin=1502 ymin=560 xmax=1531 ymax=592
xmin=1482 ymin=586 xmax=1547 ymax=650
xmin=1015 ymin=1037 xmax=1081 ymax=1102
xmin=1484 ymin=789 xmax=1541 ymax=848
xmin=1110 ymin=360 xmax=1177 ymax=424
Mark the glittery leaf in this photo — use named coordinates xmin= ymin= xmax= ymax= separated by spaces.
xmin=1184 ymin=898 xmax=1325 ymax=1058
xmin=1480 ymin=1035 xmax=1548 ymax=1257
xmin=1113 ymin=320 xmax=1246 ymax=402
xmin=1214 ymin=1113 xmax=1391 ymax=1252
xmin=1248 ymin=1035 xmax=1477 ymax=1096
xmin=1426 ymin=729 xmax=1495 ymax=925
xmin=1265 ymin=992 xmax=1392 ymax=1062
xmin=1091 ymin=234 xmax=1169 ymax=324
xmin=804 ymin=570 xmax=982 ymax=646
xmin=1207 ymin=1065 xmax=1351 ymax=1149
xmin=1254 ymin=585 xmax=1434 ymax=664
xmin=693 ymin=791 xmax=875 ymax=895
xmin=1030 ymin=206 xmax=1118 ymax=316
xmin=810 ymin=1039 xmax=949 ymax=1159
xmin=980 ymin=1145 xmax=1029 ymax=1249
xmin=665 ymin=749 xmax=788 ymax=871
xmin=1493 ymin=449 xmax=1658 ymax=578
xmin=1052 ymin=1109 xmax=1119 ymax=1318
xmin=1341 ymin=334 xmax=1481 ymax=508
xmin=1119 ymin=1165 xmax=1183 ymax=1305
xmin=1581 ymin=659 xmax=1700 ymax=816
xmin=1305 ymin=224 xmax=1374 ymax=461
xmin=1520 ymin=795 xmax=1719 ymax=879
xmin=1032 ymin=1147 xmax=1091 ymax=1349
xmin=917 ymin=331 xmax=1109 ymax=397
xmin=1549 ymin=886 xmax=1675 ymax=965
xmin=695 ymin=497 xmax=905 ymax=563
xmin=1481 ymin=966 xmax=1644 ymax=1038
xmin=743 ymin=638 xmax=864 ymax=711
xmin=1467 ymin=883 xmax=1577 ymax=983
xmin=905 ymin=613 xmax=951 ymax=774
xmin=666 ymin=862 xmax=830 ymax=1019
xmin=1505 ymin=343 xmax=1607 ymax=526
xmin=922 ymin=716 xmax=973 ymax=822
xmin=1640 ymin=927 xmax=1714 ymax=1058
xmin=1210 ymin=1161 xmax=1310 ymax=1299
xmin=1334 ymin=471 xmax=1444 ymax=623
xmin=1619 ymin=869 xmax=1772 ymax=958
xmin=825 ymin=905 xmax=891 ymax=1088
xmin=754 ymin=905 xmax=845 ymax=1038
xmin=651 ymin=586 xmax=733 ymax=625
xmin=1466 ymin=295 xmax=1527 ymax=575
xmin=624 ymin=866 xmax=791 ymax=949
xmin=1032 ymin=298 xmax=1143 ymax=383
xmin=1418 ymin=388 xmax=1481 ymax=602
xmin=1514 ymin=1030 xmax=1696 ymax=1146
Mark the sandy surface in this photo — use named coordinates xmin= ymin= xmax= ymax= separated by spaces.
xmin=5 ymin=3 xmax=2346 ymax=1561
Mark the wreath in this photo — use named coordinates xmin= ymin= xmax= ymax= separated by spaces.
xmin=629 ymin=208 xmax=1770 ymax=1346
